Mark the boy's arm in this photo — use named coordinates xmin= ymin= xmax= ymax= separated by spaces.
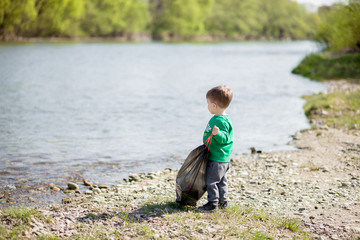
xmin=212 ymin=124 xmax=230 ymax=144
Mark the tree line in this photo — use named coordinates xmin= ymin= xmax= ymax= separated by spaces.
xmin=316 ymin=0 xmax=360 ymax=52
xmin=0 ymin=0 xmax=319 ymax=41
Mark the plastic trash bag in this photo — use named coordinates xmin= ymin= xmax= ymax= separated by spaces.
xmin=176 ymin=136 xmax=212 ymax=206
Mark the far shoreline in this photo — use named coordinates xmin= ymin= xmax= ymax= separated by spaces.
xmin=0 ymin=35 xmax=309 ymax=45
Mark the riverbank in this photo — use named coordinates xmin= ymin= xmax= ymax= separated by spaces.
xmin=1 ymin=81 xmax=360 ymax=239
xmin=291 ymin=52 xmax=360 ymax=82
xmin=0 ymin=35 xmax=299 ymax=44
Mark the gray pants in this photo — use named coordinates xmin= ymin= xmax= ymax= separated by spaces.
xmin=206 ymin=160 xmax=230 ymax=204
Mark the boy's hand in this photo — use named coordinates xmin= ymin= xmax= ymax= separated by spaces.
xmin=212 ymin=125 xmax=220 ymax=136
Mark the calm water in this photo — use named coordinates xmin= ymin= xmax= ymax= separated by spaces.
xmin=0 ymin=41 xmax=326 ymax=205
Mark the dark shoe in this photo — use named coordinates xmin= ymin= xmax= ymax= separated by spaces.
xmin=219 ymin=201 xmax=228 ymax=209
xmin=198 ymin=202 xmax=218 ymax=212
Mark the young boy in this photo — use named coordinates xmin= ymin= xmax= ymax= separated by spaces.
xmin=199 ymin=85 xmax=234 ymax=211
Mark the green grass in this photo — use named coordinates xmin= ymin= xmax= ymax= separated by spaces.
xmin=280 ymin=218 xmax=303 ymax=232
xmin=3 ymin=206 xmax=40 ymax=224
xmin=303 ymin=90 xmax=360 ymax=129
xmin=0 ymin=197 xmax=311 ymax=239
xmin=292 ymin=52 xmax=360 ymax=81
xmin=0 ymin=206 xmax=44 ymax=240
xmin=37 ymin=235 xmax=62 ymax=240
xmin=62 ymin=199 xmax=310 ymax=239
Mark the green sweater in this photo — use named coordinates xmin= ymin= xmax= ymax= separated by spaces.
xmin=203 ymin=115 xmax=234 ymax=162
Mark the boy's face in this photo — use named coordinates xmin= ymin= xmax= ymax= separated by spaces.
xmin=207 ymin=98 xmax=217 ymax=114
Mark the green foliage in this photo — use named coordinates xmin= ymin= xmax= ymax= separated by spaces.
xmin=0 ymin=0 xmax=37 ymax=39
xmin=0 ymin=0 xmax=318 ymax=41
xmin=151 ymin=0 xmax=318 ymax=41
xmin=303 ymin=90 xmax=360 ymax=129
xmin=34 ymin=0 xmax=85 ymax=37
xmin=205 ymin=0 xmax=261 ymax=38
xmin=81 ymin=0 xmax=149 ymax=37
xmin=150 ymin=0 xmax=214 ymax=40
xmin=317 ymin=0 xmax=360 ymax=51
xmin=257 ymin=0 xmax=317 ymax=40
xmin=292 ymin=53 xmax=360 ymax=80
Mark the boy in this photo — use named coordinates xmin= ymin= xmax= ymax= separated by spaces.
xmin=199 ymin=85 xmax=234 ymax=211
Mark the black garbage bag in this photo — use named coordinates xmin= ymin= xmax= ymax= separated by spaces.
xmin=176 ymin=136 xmax=212 ymax=206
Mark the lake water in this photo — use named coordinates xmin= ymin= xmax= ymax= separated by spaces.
xmin=0 ymin=41 xmax=327 ymax=205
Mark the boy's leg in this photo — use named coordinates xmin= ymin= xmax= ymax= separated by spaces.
xmin=218 ymin=162 xmax=230 ymax=203
xmin=206 ymin=161 xmax=229 ymax=205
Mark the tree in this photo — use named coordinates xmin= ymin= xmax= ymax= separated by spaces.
xmin=34 ymin=0 xmax=84 ymax=37
xmin=150 ymin=0 xmax=214 ymax=40
xmin=81 ymin=0 xmax=149 ymax=37
xmin=206 ymin=0 xmax=260 ymax=38
xmin=317 ymin=1 xmax=360 ymax=51
xmin=0 ymin=0 xmax=37 ymax=39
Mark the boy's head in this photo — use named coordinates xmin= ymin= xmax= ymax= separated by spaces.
xmin=206 ymin=85 xmax=233 ymax=109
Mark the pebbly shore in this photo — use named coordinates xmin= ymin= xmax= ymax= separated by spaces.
xmin=1 ymin=81 xmax=359 ymax=239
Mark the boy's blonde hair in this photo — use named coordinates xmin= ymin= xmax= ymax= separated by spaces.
xmin=206 ymin=85 xmax=233 ymax=109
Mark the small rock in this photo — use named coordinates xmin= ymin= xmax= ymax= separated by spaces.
xmin=93 ymin=188 xmax=101 ymax=194
xmin=330 ymin=235 xmax=339 ymax=240
xmin=328 ymin=190 xmax=336 ymax=195
xmin=67 ymin=182 xmax=79 ymax=190
xmin=53 ymin=187 xmax=60 ymax=191
xmin=83 ymin=179 xmax=93 ymax=186
xmin=129 ymin=174 xmax=140 ymax=182
xmin=321 ymin=167 xmax=329 ymax=173
xmin=49 ymin=183 xmax=56 ymax=188
xmin=340 ymin=182 xmax=351 ymax=188
xmin=99 ymin=185 xmax=109 ymax=189
xmin=85 ymin=190 xmax=93 ymax=195
xmin=62 ymin=197 xmax=72 ymax=204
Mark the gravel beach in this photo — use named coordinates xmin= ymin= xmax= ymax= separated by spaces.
xmin=1 ymin=81 xmax=359 ymax=239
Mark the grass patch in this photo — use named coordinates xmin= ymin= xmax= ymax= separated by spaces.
xmin=2 ymin=206 xmax=40 ymax=225
xmin=0 ymin=198 xmax=311 ymax=239
xmin=303 ymin=90 xmax=360 ymax=129
xmin=292 ymin=52 xmax=360 ymax=81
xmin=280 ymin=218 xmax=303 ymax=232
xmin=0 ymin=206 xmax=44 ymax=240
xmin=37 ymin=235 xmax=62 ymax=240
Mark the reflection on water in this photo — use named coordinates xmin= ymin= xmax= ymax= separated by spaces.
xmin=0 ymin=41 xmax=327 ymax=205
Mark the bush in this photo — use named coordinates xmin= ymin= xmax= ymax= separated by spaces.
xmin=292 ymin=53 xmax=360 ymax=81
xmin=317 ymin=1 xmax=360 ymax=52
